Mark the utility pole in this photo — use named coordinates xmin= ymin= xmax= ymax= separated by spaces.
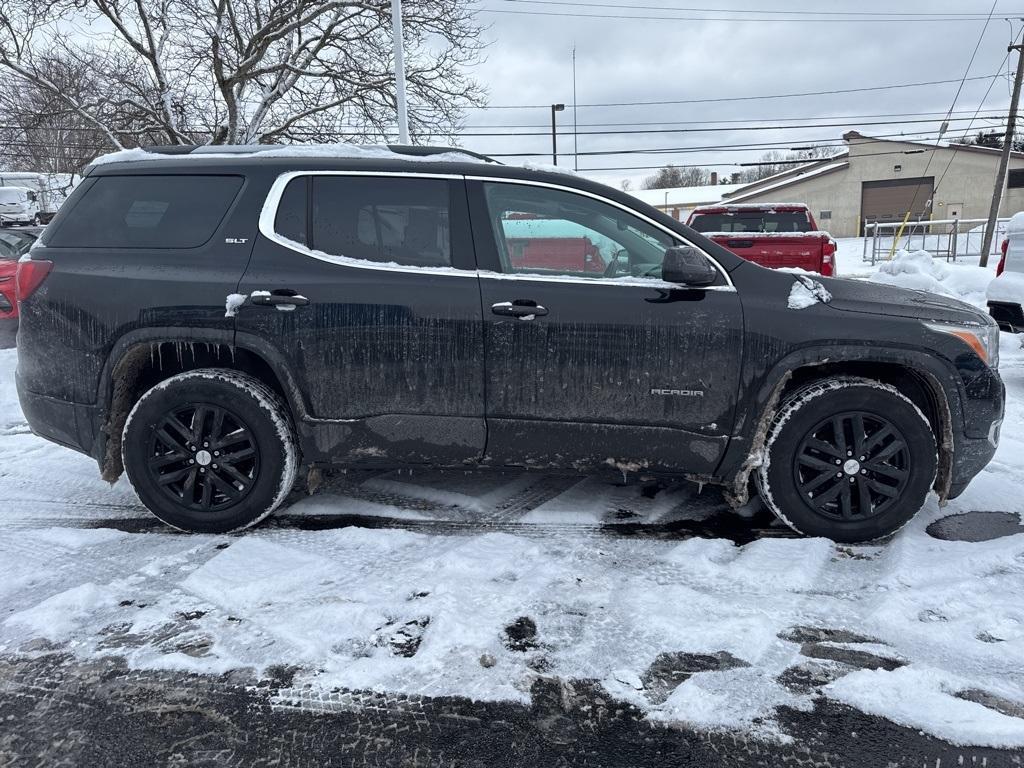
xmin=550 ymin=103 xmax=565 ymax=165
xmin=391 ymin=0 xmax=409 ymax=144
xmin=980 ymin=42 xmax=1024 ymax=266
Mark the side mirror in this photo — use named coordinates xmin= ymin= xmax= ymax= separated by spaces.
xmin=662 ymin=245 xmax=717 ymax=286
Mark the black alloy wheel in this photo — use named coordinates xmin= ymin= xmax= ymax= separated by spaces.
xmin=756 ymin=377 xmax=937 ymax=543
xmin=123 ymin=369 xmax=298 ymax=533
xmin=148 ymin=403 xmax=261 ymax=512
xmin=794 ymin=412 xmax=909 ymax=521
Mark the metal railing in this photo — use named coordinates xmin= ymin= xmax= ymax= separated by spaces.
xmin=862 ymin=217 xmax=1011 ymax=264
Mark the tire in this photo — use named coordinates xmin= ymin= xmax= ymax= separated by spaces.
xmin=755 ymin=377 xmax=937 ymax=543
xmin=122 ymin=369 xmax=298 ymax=533
xmin=31 ymin=214 xmax=40 ymax=226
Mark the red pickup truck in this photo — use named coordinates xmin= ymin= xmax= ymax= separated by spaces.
xmin=686 ymin=203 xmax=837 ymax=276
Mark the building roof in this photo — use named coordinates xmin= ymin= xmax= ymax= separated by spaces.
xmin=843 ymin=130 xmax=1024 ymax=159
xmin=628 ymin=183 xmax=745 ymax=208
xmin=714 ymin=129 xmax=1024 ymax=205
xmin=724 ymin=160 xmax=849 ymax=203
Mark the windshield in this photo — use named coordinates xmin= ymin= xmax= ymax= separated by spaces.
xmin=691 ymin=211 xmax=810 ymax=233
xmin=0 ymin=188 xmax=26 ymax=203
xmin=0 ymin=230 xmax=36 ymax=259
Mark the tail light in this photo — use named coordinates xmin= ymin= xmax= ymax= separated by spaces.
xmin=996 ymin=238 xmax=1009 ymax=276
xmin=820 ymin=238 xmax=837 ymax=277
xmin=16 ymin=259 xmax=53 ymax=302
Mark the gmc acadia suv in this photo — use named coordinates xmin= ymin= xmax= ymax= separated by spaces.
xmin=14 ymin=145 xmax=1005 ymax=542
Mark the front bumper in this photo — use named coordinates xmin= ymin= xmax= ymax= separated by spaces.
xmin=989 ymin=301 xmax=1024 ymax=333
xmin=947 ymin=369 xmax=1005 ymax=499
xmin=0 ymin=214 xmax=32 ymax=225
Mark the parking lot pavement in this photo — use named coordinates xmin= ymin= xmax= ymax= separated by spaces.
xmin=1 ymin=344 xmax=1024 ymax=765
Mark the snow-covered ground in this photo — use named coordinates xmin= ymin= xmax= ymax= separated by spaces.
xmin=1 ymin=248 xmax=1023 ymax=749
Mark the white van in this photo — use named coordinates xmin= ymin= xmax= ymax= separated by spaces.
xmin=0 ymin=186 xmax=41 ymax=226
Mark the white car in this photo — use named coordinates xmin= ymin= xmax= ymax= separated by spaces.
xmin=988 ymin=211 xmax=1024 ymax=332
xmin=0 ymin=186 xmax=41 ymax=226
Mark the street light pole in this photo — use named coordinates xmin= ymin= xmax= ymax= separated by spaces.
xmin=391 ymin=0 xmax=409 ymax=144
xmin=551 ymin=103 xmax=565 ymax=165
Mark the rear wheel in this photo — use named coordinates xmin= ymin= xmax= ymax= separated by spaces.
xmin=122 ymin=369 xmax=298 ymax=533
xmin=756 ymin=377 xmax=937 ymax=542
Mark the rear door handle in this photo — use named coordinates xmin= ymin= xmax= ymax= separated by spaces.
xmin=250 ymin=290 xmax=310 ymax=309
xmin=491 ymin=300 xmax=548 ymax=318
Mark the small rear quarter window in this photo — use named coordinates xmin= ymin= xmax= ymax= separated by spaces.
xmin=47 ymin=175 xmax=243 ymax=249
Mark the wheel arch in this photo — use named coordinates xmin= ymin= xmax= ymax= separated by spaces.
xmin=96 ymin=328 xmax=309 ymax=482
xmin=722 ymin=346 xmax=959 ymax=507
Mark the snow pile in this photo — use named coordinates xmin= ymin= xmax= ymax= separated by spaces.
xmin=787 ymin=274 xmax=832 ymax=309
xmin=871 ymin=249 xmax=994 ymax=307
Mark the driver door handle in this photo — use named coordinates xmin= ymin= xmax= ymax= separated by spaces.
xmin=250 ymin=290 xmax=310 ymax=308
xmin=491 ymin=300 xmax=548 ymax=318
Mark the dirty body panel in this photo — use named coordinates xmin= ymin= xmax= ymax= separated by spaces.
xmin=13 ymin=151 xmax=1004 ymax=505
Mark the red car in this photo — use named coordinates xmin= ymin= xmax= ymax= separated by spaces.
xmin=686 ymin=203 xmax=837 ymax=276
xmin=0 ymin=227 xmax=42 ymax=346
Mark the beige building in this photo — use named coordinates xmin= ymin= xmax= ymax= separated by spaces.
xmin=719 ymin=131 xmax=1024 ymax=237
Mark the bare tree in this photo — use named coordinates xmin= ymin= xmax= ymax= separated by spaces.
xmin=0 ymin=0 xmax=484 ymax=162
xmin=0 ymin=53 xmax=113 ymax=172
xmin=642 ymin=164 xmax=710 ymax=190
xmin=737 ymin=145 xmax=842 ymax=183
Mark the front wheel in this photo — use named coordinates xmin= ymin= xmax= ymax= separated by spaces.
xmin=122 ymin=369 xmax=298 ymax=533
xmin=756 ymin=377 xmax=937 ymax=542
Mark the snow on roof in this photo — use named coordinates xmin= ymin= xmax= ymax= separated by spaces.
xmin=89 ymin=144 xmax=490 ymax=167
xmin=697 ymin=231 xmax=832 ymax=239
xmin=692 ymin=202 xmax=809 ymax=213
xmin=628 ymin=183 xmax=745 ymax=208
xmin=724 ymin=160 xmax=849 ymax=203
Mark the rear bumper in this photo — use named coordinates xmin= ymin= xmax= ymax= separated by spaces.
xmin=16 ymin=373 xmax=102 ymax=460
xmin=0 ymin=316 xmax=16 ymax=349
xmin=988 ymin=301 xmax=1024 ymax=333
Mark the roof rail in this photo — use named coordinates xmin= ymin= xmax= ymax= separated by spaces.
xmin=137 ymin=143 xmax=500 ymax=163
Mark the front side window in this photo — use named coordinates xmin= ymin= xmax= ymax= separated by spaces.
xmin=482 ymin=182 xmax=675 ymax=280
xmin=307 ymin=176 xmax=452 ymax=267
xmin=47 ymin=175 xmax=243 ymax=249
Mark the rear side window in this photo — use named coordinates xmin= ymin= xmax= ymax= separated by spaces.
xmin=275 ymin=177 xmax=308 ymax=246
xmin=308 ymin=176 xmax=451 ymax=267
xmin=48 ymin=175 xmax=243 ymax=249
xmin=690 ymin=211 xmax=811 ymax=233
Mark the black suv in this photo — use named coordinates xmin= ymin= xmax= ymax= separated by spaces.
xmin=15 ymin=146 xmax=1004 ymax=541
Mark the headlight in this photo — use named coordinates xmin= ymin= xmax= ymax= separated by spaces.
xmin=924 ymin=321 xmax=1000 ymax=368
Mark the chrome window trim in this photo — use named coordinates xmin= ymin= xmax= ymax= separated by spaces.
xmin=258 ymin=170 xmax=736 ymax=290
xmin=257 ymin=169 xmax=475 ymax=277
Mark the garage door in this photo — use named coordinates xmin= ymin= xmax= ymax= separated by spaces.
xmin=861 ymin=177 xmax=934 ymax=232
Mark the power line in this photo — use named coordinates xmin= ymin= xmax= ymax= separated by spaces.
xmin=480 ymin=6 xmax=1014 ymax=23
xmin=579 ymin=148 xmax=946 ymax=174
xmin=493 ymin=0 xmax=1010 ymax=19
xmin=936 ymin=24 xmax=1024 ymax=191
xmin=460 ymin=108 xmax=1009 ymax=129
xmin=419 ymin=114 xmax=1006 ymax=138
xmin=480 ymin=127 xmax=990 ymax=157
xmin=455 ymin=75 xmax=1000 ymax=109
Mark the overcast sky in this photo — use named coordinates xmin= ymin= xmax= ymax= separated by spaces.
xmin=448 ymin=0 xmax=1024 ymax=189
